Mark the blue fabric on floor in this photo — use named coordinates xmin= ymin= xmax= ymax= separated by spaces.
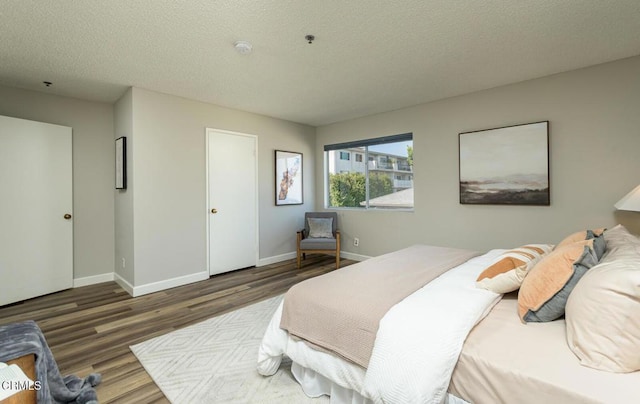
xmin=0 ymin=320 xmax=101 ymax=403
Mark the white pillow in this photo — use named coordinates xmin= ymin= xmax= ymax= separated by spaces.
xmin=307 ymin=218 xmax=333 ymax=238
xmin=565 ymin=225 xmax=640 ymax=373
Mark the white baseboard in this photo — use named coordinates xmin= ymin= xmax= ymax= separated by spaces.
xmin=118 ymin=270 xmax=210 ymax=297
xmin=105 ymin=251 xmax=365 ymax=298
xmin=340 ymin=251 xmax=371 ymax=261
xmin=257 ymin=252 xmax=296 ymax=266
xmin=114 ymin=272 xmax=134 ymax=296
xmin=73 ymin=272 xmax=115 ymax=288
xmin=258 ymin=251 xmax=370 ymax=266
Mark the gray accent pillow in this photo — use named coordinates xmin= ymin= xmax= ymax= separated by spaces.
xmin=518 ymin=239 xmax=598 ymax=322
xmin=307 ymin=218 xmax=334 ymax=238
xmin=523 ymin=244 xmax=599 ymax=322
xmin=588 ymin=230 xmax=607 ymax=260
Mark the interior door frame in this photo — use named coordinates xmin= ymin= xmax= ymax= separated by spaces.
xmin=205 ymin=128 xmax=259 ymax=276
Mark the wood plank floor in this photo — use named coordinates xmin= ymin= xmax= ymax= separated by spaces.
xmin=0 ymin=255 xmax=354 ymax=403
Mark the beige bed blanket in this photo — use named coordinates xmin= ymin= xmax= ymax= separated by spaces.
xmin=280 ymin=244 xmax=480 ymax=367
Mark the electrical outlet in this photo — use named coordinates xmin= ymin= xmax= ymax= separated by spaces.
xmin=354 ymin=237 xmax=360 ymax=247
xmin=122 ymin=258 xmax=126 ymax=268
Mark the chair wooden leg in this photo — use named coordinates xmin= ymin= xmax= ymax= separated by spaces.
xmin=336 ymin=231 xmax=341 ymax=269
xmin=296 ymin=231 xmax=303 ymax=269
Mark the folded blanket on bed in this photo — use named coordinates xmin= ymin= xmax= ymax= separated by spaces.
xmin=280 ymin=244 xmax=480 ymax=367
xmin=0 ymin=320 xmax=101 ymax=404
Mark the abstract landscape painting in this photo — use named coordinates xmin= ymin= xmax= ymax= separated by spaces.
xmin=459 ymin=121 xmax=549 ymax=205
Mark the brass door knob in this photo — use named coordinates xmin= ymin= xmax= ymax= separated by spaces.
xmin=211 ymin=208 xmax=218 ymax=214
xmin=64 ymin=214 xmax=72 ymax=219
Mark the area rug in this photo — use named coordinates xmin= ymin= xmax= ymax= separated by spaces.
xmin=130 ymin=295 xmax=327 ymax=403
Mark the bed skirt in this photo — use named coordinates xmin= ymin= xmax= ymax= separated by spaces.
xmin=291 ymin=362 xmax=469 ymax=404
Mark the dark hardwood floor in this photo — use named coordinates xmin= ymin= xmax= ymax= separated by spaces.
xmin=0 ymin=255 xmax=354 ymax=403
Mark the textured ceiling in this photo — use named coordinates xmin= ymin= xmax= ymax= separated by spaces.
xmin=1 ymin=1 xmax=639 ymax=126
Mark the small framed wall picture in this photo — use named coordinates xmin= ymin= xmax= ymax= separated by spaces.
xmin=115 ymin=137 xmax=127 ymax=189
xmin=275 ymin=150 xmax=303 ymax=205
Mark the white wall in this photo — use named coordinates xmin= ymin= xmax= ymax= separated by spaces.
xmin=116 ymin=88 xmax=316 ymax=290
xmin=0 ymin=85 xmax=115 ymax=281
xmin=316 ymin=56 xmax=640 ymax=256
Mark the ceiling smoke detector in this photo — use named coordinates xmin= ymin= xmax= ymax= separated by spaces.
xmin=234 ymin=41 xmax=252 ymax=55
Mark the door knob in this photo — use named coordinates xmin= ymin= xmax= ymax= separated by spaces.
xmin=211 ymin=208 xmax=218 ymax=214
xmin=64 ymin=214 xmax=72 ymax=219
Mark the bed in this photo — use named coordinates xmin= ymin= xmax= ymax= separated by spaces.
xmin=257 ymin=225 xmax=640 ymax=403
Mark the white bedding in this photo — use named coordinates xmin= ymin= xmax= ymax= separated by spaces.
xmin=258 ymin=249 xmax=504 ymax=403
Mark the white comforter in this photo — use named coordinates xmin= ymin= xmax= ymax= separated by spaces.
xmin=258 ymin=249 xmax=504 ymax=404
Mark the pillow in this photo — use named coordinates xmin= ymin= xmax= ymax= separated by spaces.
xmin=476 ymin=244 xmax=553 ymax=293
xmin=565 ymin=225 xmax=640 ymax=373
xmin=518 ymin=239 xmax=599 ymax=322
xmin=556 ymin=228 xmax=606 ymax=259
xmin=307 ymin=217 xmax=334 ymax=238
xmin=602 ymin=224 xmax=640 ymax=252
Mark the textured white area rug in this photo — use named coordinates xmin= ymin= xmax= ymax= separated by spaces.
xmin=130 ymin=295 xmax=326 ymax=403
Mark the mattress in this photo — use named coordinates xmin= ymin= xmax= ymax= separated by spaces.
xmin=449 ymin=293 xmax=640 ymax=404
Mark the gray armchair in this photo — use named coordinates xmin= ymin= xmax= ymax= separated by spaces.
xmin=297 ymin=212 xmax=341 ymax=269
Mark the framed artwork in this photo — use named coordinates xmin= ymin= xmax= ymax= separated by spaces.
xmin=459 ymin=121 xmax=549 ymax=205
xmin=115 ymin=136 xmax=127 ymax=189
xmin=275 ymin=150 xmax=303 ymax=205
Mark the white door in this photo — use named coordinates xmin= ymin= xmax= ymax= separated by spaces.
xmin=207 ymin=129 xmax=258 ymax=275
xmin=0 ymin=115 xmax=73 ymax=306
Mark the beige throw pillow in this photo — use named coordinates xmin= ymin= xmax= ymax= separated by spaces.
xmin=476 ymin=244 xmax=553 ymax=294
xmin=556 ymin=228 xmax=607 ymax=260
xmin=518 ymin=239 xmax=598 ymax=322
xmin=556 ymin=228 xmax=605 ymax=248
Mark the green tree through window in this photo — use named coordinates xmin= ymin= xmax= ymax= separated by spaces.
xmin=329 ymin=172 xmax=393 ymax=207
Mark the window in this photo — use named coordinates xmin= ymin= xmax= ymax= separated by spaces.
xmin=325 ymin=133 xmax=413 ymax=209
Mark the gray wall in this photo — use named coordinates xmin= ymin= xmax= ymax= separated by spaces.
xmin=3 ymin=55 xmax=638 ymax=291
xmin=114 ymin=88 xmax=134 ymax=284
xmin=316 ymin=56 xmax=640 ymax=256
xmin=0 ymin=85 xmax=115 ymax=280
xmin=116 ymin=88 xmax=316 ymax=288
